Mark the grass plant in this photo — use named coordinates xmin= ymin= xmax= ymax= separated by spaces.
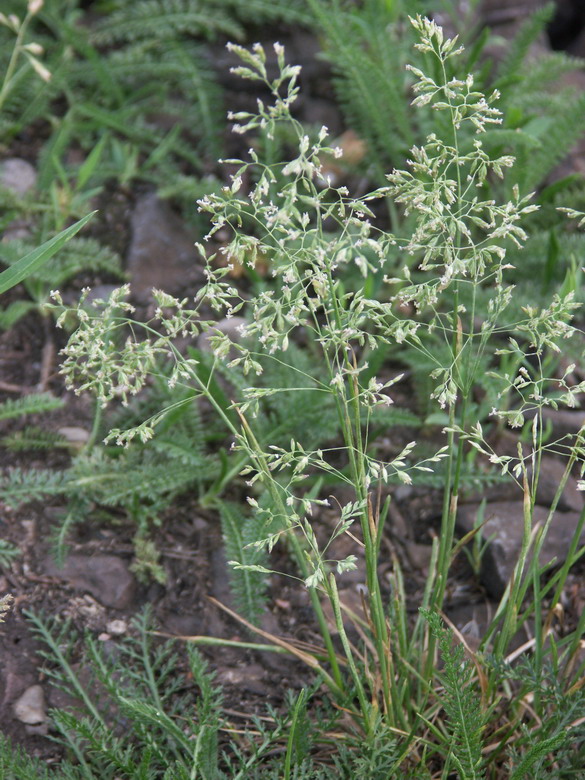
xmin=41 ymin=14 xmax=585 ymax=775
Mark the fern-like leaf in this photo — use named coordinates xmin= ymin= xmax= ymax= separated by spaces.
xmin=2 ymin=426 xmax=68 ymax=451
xmin=24 ymin=608 xmax=228 ymax=778
xmin=306 ymin=0 xmax=415 ymax=170
xmin=218 ymin=499 xmax=270 ymax=625
xmin=495 ymin=3 xmax=555 ymax=89
xmin=509 ymin=733 xmax=566 ymax=780
xmin=223 ymin=0 xmax=312 ymax=26
xmin=0 ymin=733 xmax=73 ymax=780
xmin=0 ymin=539 xmax=20 ymax=568
xmin=91 ymin=0 xmax=243 ymax=46
xmin=422 ymin=609 xmax=486 ymax=780
xmin=0 ymin=393 xmax=64 ymax=421
xmin=0 ymin=467 xmax=69 ymax=507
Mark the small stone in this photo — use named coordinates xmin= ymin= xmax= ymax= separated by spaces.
xmin=63 ymin=595 xmax=106 ymax=629
xmin=469 ymin=454 xmax=584 ymax=513
xmin=13 ymin=685 xmax=46 ymax=725
xmin=192 ymin=515 xmax=208 ymax=532
xmin=320 ymin=586 xmax=367 ymax=630
xmin=393 ymin=485 xmax=414 ymax=502
xmin=0 ymin=158 xmax=37 ymax=196
xmin=106 ymin=619 xmax=127 ymax=635
xmin=58 ymin=426 xmax=90 ymax=447
xmin=24 ymin=722 xmax=49 ymax=736
xmin=163 ymin=613 xmax=204 ymax=636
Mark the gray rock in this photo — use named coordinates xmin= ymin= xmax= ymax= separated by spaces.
xmin=1 ymin=218 xmax=33 ymax=243
xmin=13 ymin=684 xmax=46 ymax=725
xmin=568 ymin=25 xmax=585 ymax=58
xmin=320 ymin=585 xmax=368 ymax=632
xmin=210 ymin=547 xmax=234 ymax=606
xmin=541 ymin=409 xmax=585 ymax=440
xmin=405 ymin=542 xmax=434 ymax=572
xmin=126 ymin=193 xmax=199 ymax=300
xmin=0 ymin=158 xmax=37 ymax=197
xmin=43 ymin=554 xmax=136 ymax=608
xmin=446 ymin=600 xmax=531 ymax=653
xmin=478 ymin=0 xmax=550 ymax=65
xmin=467 ymin=454 xmax=584 ymax=513
xmin=57 ymin=426 xmax=90 ymax=449
xmin=533 ymin=455 xmax=584 ymax=513
xmin=162 ymin=612 xmax=205 ymax=637
xmin=457 ymin=502 xmax=584 ymax=599
xmin=217 ymin=663 xmax=268 ymax=695
xmin=480 ymin=0 xmax=549 ymax=32
xmin=106 ymin=619 xmax=128 ymax=636
xmin=446 ymin=602 xmax=493 ymax=647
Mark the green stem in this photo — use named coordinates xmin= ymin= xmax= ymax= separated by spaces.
xmin=177 ymin=359 xmax=346 ymax=690
xmin=494 ymin=460 xmax=533 ymax=656
xmin=323 ymin=265 xmax=396 ymax=725
xmin=236 ymin=410 xmax=345 ymax=694
xmin=0 ymin=13 xmax=33 ymax=115
xmin=327 ymin=573 xmax=372 ymax=734
xmin=85 ymin=397 xmax=103 ymax=451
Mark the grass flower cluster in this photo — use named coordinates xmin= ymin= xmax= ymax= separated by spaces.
xmin=10 ymin=12 xmax=585 ymax=777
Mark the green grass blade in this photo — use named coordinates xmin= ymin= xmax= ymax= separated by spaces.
xmin=0 ymin=212 xmax=96 ymax=295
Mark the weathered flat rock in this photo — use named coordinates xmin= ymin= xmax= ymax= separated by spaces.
xmin=541 ymin=409 xmax=585 ymax=440
xmin=43 ymin=554 xmax=136 ymax=608
xmin=126 ymin=193 xmax=199 ymax=300
xmin=57 ymin=426 xmax=90 ymax=449
xmin=466 ymin=454 xmax=584 ymax=513
xmin=217 ymin=663 xmax=268 ymax=696
xmin=533 ymin=455 xmax=584 ymax=512
xmin=162 ymin=612 xmax=205 ymax=637
xmin=457 ymin=502 xmax=584 ymax=599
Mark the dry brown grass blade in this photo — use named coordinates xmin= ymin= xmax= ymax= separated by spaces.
xmin=207 ymin=595 xmax=346 ymax=675
xmin=441 ymin=610 xmax=489 ymax=698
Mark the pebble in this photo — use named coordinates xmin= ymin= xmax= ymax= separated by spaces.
xmin=0 ymin=158 xmax=37 ymax=196
xmin=58 ymin=426 xmax=90 ymax=448
xmin=13 ymin=684 xmax=46 ymax=725
xmin=106 ymin=619 xmax=128 ymax=635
